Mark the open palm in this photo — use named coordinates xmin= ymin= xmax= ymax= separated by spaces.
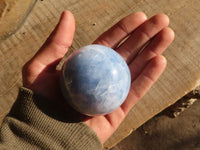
xmin=22 ymin=11 xmax=174 ymax=143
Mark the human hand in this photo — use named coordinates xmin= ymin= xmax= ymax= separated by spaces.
xmin=22 ymin=11 xmax=174 ymax=143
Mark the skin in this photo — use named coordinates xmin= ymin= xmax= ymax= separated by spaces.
xmin=22 ymin=11 xmax=174 ymax=143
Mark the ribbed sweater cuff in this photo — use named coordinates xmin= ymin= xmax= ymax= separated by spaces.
xmin=1 ymin=87 xmax=103 ymax=150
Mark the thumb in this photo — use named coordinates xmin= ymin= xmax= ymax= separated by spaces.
xmin=32 ymin=11 xmax=75 ymax=66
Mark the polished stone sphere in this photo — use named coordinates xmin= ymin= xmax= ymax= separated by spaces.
xmin=60 ymin=44 xmax=131 ymax=116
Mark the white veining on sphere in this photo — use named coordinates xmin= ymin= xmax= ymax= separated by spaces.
xmin=61 ymin=44 xmax=131 ymax=116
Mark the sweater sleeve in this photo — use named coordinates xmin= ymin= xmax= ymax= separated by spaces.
xmin=0 ymin=87 xmax=103 ymax=150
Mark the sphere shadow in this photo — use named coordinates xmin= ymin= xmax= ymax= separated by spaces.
xmin=32 ymin=93 xmax=91 ymax=123
xmin=23 ymin=58 xmax=92 ymax=123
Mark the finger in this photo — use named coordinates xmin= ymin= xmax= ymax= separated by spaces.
xmin=117 ymin=14 xmax=169 ymax=63
xmin=32 ymin=11 xmax=75 ymax=66
xmin=130 ymin=27 xmax=174 ymax=81
xmin=121 ymin=55 xmax=167 ymax=114
xmin=93 ymin=12 xmax=147 ymax=48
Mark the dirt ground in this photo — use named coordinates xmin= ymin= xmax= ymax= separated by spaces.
xmin=111 ymin=99 xmax=200 ymax=150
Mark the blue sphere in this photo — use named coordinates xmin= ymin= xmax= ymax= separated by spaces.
xmin=60 ymin=44 xmax=131 ymax=116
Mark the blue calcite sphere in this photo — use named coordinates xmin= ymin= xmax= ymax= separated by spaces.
xmin=60 ymin=44 xmax=131 ymax=116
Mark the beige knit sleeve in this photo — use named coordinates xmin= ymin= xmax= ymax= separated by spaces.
xmin=0 ymin=87 xmax=103 ymax=150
